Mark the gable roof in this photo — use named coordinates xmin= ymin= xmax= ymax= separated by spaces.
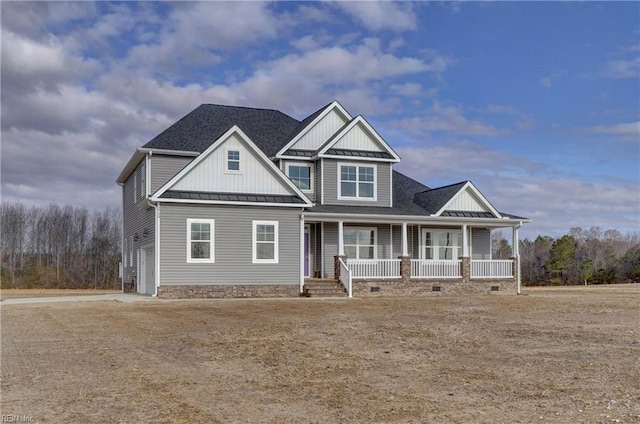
xmin=151 ymin=125 xmax=311 ymax=207
xmin=143 ymin=104 xmax=301 ymax=157
xmin=315 ymin=116 xmax=401 ymax=162
xmin=275 ymin=101 xmax=352 ymax=158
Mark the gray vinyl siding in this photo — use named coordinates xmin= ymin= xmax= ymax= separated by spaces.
xmin=149 ymin=155 xmax=193 ymax=195
xmin=322 ymin=223 xmax=392 ymax=278
xmin=323 ymin=222 xmax=337 ymax=278
xmin=158 ymin=203 xmax=302 ymax=285
xmin=315 ymin=160 xmax=322 ymax=203
xmin=322 ymin=159 xmax=391 ymax=207
xmin=392 ymin=225 xmax=401 ymax=258
xmin=472 ymin=228 xmax=491 ymax=259
xmin=122 ymin=166 xmax=155 ymax=284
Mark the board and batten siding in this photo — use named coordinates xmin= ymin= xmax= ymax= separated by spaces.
xmin=171 ymin=134 xmax=291 ymax=195
xmin=150 ymin=155 xmax=193 ymax=195
xmin=449 ymin=189 xmax=488 ymax=212
xmin=122 ymin=166 xmax=155 ymax=283
xmin=158 ymin=203 xmax=301 ymax=285
xmin=291 ymin=109 xmax=349 ymax=151
xmin=332 ymin=123 xmax=386 ymax=152
xmin=322 ymin=159 xmax=392 ymax=207
xmin=471 ymin=228 xmax=491 ymax=259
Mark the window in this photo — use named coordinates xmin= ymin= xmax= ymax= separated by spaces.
xmin=344 ymin=227 xmax=376 ymax=259
xmin=339 ymin=164 xmax=376 ymax=200
xmin=253 ymin=221 xmax=278 ymax=263
xmin=187 ymin=219 xmax=215 ymax=263
xmin=422 ymin=230 xmax=462 ymax=260
xmin=227 ymin=149 xmax=240 ymax=172
xmin=286 ymin=163 xmax=313 ymax=191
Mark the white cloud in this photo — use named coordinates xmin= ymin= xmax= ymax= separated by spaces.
xmin=580 ymin=121 xmax=640 ymax=138
xmin=395 ymin=145 xmax=639 ymax=237
xmin=390 ymin=102 xmax=506 ymax=137
xmin=602 ymin=57 xmax=640 ymax=79
xmin=334 ymin=2 xmax=418 ymax=32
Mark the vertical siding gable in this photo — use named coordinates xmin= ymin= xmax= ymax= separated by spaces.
xmin=171 ymin=133 xmax=293 ymax=195
xmin=332 ymin=122 xmax=386 ymax=152
xmin=291 ymin=109 xmax=349 ymax=151
xmin=449 ymin=188 xmax=490 ymax=212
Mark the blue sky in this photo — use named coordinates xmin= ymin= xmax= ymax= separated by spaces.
xmin=1 ymin=1 xmax=638 ymax=238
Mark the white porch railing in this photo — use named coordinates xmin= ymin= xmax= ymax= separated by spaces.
xmin=347 ymin=259 xmax=401 ymax=279
xmin=411 ymin=260 xmax=461 ymax=278
xmin=471 ymin=260 xmax=513 ymax=278
xmin=338 ymin=258 xmax=352 ymax=298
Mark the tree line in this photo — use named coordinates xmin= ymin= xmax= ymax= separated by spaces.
xmin=493 ymin=227 xmax=640 ymax=285
xmin=1 ymin=201 xmax=121 ymax=289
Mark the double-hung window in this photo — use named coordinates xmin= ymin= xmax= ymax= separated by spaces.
xmin=286 ymin=163 xmax=313 ymax=192
xmin=253 ymin=221 xmax=278 ymax=263
xmin=187 ymin=219 xmax=215 ymax=263
xmin=422 ymin=230 xmax=462 ymax=260
xmin=344 ymin=227 xmax=376 ymax=259
xmin=339 ymin=163 xmax=376 ymax=200
xmin=226 ymin=149 xmax=240 ymax=172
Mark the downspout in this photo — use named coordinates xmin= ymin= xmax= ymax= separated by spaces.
xmin=119 ymin=182 xmax=124 ymax=293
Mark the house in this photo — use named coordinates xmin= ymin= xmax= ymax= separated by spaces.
xmin=116 ymin=101 xmax=530 ymax=298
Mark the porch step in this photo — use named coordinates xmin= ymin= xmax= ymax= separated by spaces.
xmin=302 ymin=279 xmax=348 ymax=298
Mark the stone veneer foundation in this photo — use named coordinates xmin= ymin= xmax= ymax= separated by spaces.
xmin=157 ymin=284 xmax=300 ymax=299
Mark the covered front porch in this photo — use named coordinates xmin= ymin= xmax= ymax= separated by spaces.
xmin=302 ymin=217 xmax=523 ymax=297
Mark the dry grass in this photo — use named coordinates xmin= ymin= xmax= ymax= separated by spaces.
xmin=0 ymin=289 xmax=120 ymax=301
xmin=1 ymin=285 xmax=639 ymax=423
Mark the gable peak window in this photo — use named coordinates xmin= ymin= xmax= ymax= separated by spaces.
xmin=339 ymin=163 xmax=376 ymax=200
xmin=227 ymin=149 xmax=240 ymax=172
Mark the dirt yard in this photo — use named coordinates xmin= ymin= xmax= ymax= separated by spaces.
xmin=1 ymin=285 xmax=638 ymax=423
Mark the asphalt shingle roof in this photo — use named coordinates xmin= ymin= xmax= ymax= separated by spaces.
xmin=413 ymin=182 xmax=467 ymax=214
xmin=143 ymin=104 xmax=301 ymax=157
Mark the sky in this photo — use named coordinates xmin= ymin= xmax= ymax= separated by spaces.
xmin=1 ymin=1 xmax=639 ymax=239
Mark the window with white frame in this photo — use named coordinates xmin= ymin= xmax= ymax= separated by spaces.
xmin=286 ymin=162 xmax=313 ymax=191
xmin=253 ymin=221 xmax=278 ymax=263
xmin=187 ymin=219 xmax=215 ymax=263
xmin=421 ymin=229 xmax=462 ymax=260
xmin=226 ymin=149 xmax=240 ymax=172
xmin=339 ymin=163 xmax=376 ymax=199
xmin=344 ymin=227 xmax=376 ymax=259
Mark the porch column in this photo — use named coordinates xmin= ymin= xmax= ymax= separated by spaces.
xmin=461 ymin=224 xmax=470 ymax=283
xmin=400 ymin=222 xmax=411 ymax=281
xmin=512 ymin=224 xmax=521 ymax=294
xmin=462 ymin=224 xmax=469 ymax=257
xmin=338 ymin=220 xmax=344 ymax=256
xmin=401 ymin=223 xmax=408 ymax=257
